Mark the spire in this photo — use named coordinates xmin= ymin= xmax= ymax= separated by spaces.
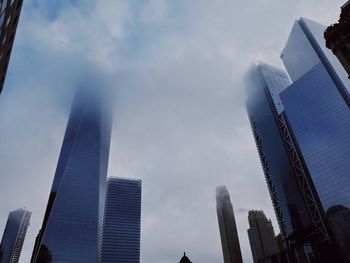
xmin=179 ymin=252 xmax=192 ymax=263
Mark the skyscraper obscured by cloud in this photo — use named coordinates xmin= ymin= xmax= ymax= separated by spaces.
xmin=245 ymin=63 xmax=317 ymax=261
xmin=31 ymin=85 xmax=112 ymax=263
xmin=216 ymin=186 xmax=243 ymax=263
xmin=0 ymin=0 xmax=23 ymax=94
xmin=0 ymin=208 xmax=31 ymax=263
xmin=247 ymin=210 xmax=279 ymax=263
xmin=247 ymin=17 xmax=350 ymax=263
xmin=247 ymin=60 xmax=311 ymax=244
xmin=100 ymin=178 xmax=142 ymax=263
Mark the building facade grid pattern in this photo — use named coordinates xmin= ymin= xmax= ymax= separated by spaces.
xmin=100 ymin=178 xmax=142 ymax=263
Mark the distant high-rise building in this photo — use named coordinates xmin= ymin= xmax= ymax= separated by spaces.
xmin=216 ymin=186 xmax=243 ymax=263
xmin=0 ymin=0 xmax=23 ymax=93
xmin=247 ymin=210 xmax=279 ymax=263
xmin=31 ymin=85 xmax=112 ymax=263
xmin=325 ymin=1 xmax=350 ymax=78
xmin=179 ymin=252 xmax=192 ymax=263
xmin=100 ymin=177 xmax=142 ymax=263
xmin=0 ymin=208 xmax=31 ymax=263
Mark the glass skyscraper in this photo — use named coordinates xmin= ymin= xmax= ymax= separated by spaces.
xmin=31 ymin=85 xmax=112 ymax=263
xmin=0 ymin=208 xmax=31 ymax=263
xmin=280 ymin=18 xmax=350 ymax=263
xmin=216 ymin=186 xmax=243 ymax=263
xmin=0 ymin=0 xmax=23 ymax=93
xmin=247 ymin=17 xmax=350 ymax=263
xmin=100 ymin=177 xmax=142 ymax=263
xmin=245 ymin=63 xmax=314 ymax=250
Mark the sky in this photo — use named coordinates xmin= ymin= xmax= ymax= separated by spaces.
xmin=0 ymin=0 xmax=345 ymax=262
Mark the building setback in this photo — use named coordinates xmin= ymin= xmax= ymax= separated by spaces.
xmin=31 ymin=85 xmax=112 ymax=263
xmin=0 ymin=208 xmax=31 ymax=263
xmin=216 ymin=186 xmax=243 ymax=263
xmin=100 ymin=178 xmax=142 ymax=263
xmin=247 ymin=210 xmax=279 ymax=263
xmin=0 ymin=0 xmax=23 ymax=94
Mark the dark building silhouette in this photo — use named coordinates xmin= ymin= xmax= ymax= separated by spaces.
xmin=0 ymin=0 xmax=23 ymax=93
xmin=247 ymin=210 xmax=279 ymax=263
xmin=216 ymin=186 xmax=243 ymax=263
xmin=326 ymin=206 xmax=350 ymax=263
xmin=0 ymin=244 xmax=3 ymax=262
xmin=31 ymin=85 xmax=112 ymax=263
xmin=0 ymin=246 xmax=2 ymax=263
xmin=179 ymin=252 xmax=192 ymax=263
xmin=275 ymin=234 xmax=284 ymax=254
xmin=0 ymin=208 xmax=31 ymax=263
xmin=100 ymin=178 xmax=142 ymax=263
xmin=34 ymin=245 xmax=52 ymax=263
xmin=325 ymin=1 xmax=350 ymax=78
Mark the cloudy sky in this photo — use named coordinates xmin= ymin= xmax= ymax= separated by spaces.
xmin=0 ymin=0 xmax=345 ymax=262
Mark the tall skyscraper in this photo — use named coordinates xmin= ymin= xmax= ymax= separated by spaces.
xmin=0 ymin=208 xmax=31 ymax=263
xmin=280 ymin=17 xmax=350 ymax=263
xmin=246 ymin=63 xmax=316 ymax=260
xmin=100 ymin=177 xmax=142 ymax=263
xmin=216 ymin=186 xmax=243 ymax=263
xmin=31 ymin=85 xmax=112 ymax=263
xmin=247 ymin=210 xmax=279 ymax=263
xmin=0 ymin=0 xmax=23 ymax=93
xmin=247 ymin=17 xmax=350 ymax=263
xmin=325 ymin=1 xmax=350 ymax=78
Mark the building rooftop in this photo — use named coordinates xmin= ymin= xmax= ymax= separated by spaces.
xmin=107 ymin=177 xmax=142 ymax=183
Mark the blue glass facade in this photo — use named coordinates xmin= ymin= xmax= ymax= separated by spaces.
xmin=247 ymin=16 xmax=350 ymax=263
xmin=281 ymin=18 xmax=350 ymax=103
xmin=246 ymin=63 xmax=311 ymax=241
xmin=280 ymin=18 xmax=350 ymax=262
xmin=32 ymin=86 xmax=112 ymax=263
xmin=100 ymin=178 xmax=141 ymax=263
xmin=281 ymin=63 xmax=350 ymax=212
xmin=0 ymin=208 xmax=31 ymax=263
xmin=281 ymin=60 xmax=350 ymax=263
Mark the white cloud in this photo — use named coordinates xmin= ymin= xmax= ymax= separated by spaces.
xmin=0 ymin=0 xmax=345 ymax=262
